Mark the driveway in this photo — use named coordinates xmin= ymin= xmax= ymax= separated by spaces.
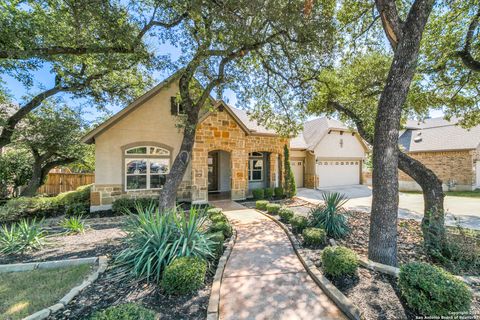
xmin=296 ymin=185 xmax=480 ymax=230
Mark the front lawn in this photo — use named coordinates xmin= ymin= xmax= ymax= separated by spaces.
xmin=0 ymin=264 xmax=92 ymax=320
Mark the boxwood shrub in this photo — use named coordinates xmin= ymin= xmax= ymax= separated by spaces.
xmin=209 ymin=221 xmax=232 ymax=238
xmin=399 ymin=262 xmax=472 ymax=316
xmin=255 ymin=200 xmax=269 ymax=210
xmin=90 ymin=303 xmax=156 ymax=320
xmin=321 ymin=246 xmax=358 ymax=278
xmin=266 ymin=203 xmax=281 ymax=214
xmin=264 ymin=188 xmax=274 ymax=199
xmin=289 ymin=215 xmax=308 ymax=233
xmin=161 ymin=257 xmax=207 ymax=295
xmin=274 ymin=187 xmax=284 ymax=198
xmin=278 ymin=207 xmax=294 ymax=222
xmin=302 ymin=227 xmax=326 ymax=247
xmin=252 ymin=188 xmax=265 ymax=200
xmin=209 ymin=213 xmax=227 ymax=224
xmin=210 ymin=231 xmax=225 ymax=257
xmin=207 ymin=208 xmax=223 ymax=217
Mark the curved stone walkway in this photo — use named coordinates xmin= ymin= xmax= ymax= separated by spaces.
xmin=212 ymin=201 xmax=346 ymax=320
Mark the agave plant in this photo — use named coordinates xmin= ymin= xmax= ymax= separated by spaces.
xmin=60 ymin=215 xmax=86 ymax=234
xmin=309 ymin=192 xmax=350 ymax=239
xmin=0 ymin=218 xmax=46 ymax=254
xmin=115 ymin=205 xmax=215 ymax=283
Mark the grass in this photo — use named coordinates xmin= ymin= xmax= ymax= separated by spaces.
xmin=402 ymin=190 xmax=480 ymax=198
xmin=0 ymin=264 xmax=91 ymax=320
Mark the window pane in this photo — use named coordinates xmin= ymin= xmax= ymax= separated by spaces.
xmin=253 ymin=159 xmax=263 ymax=169
xmin=150 ymin=159 xmax=170 ymax=174
xmin=150 ymin=175 xmax=166 ymax=189
xmin=126 ymin=160 xmax=147 ymax=174
xmin=150 ymin=147 xmax=170 ymax=156
xmin=126 ymin=147 xmax=147 ymax=154
xmin=252 ymin=170 xmax=262 ymax=180
xmin=126 ymin=175 xmax=147 ymax=190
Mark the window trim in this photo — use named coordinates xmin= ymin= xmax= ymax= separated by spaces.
xmin=248 ymin=158 xmax=264 ymax=182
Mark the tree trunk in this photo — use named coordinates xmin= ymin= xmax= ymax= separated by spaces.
xmin=21 ymin=160 xmax=43 ymax=197
xmin=369 ymin=0 xmax=435 ymax=266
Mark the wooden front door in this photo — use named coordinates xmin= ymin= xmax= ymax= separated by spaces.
xmin=208 ymin=152 xmax=218 ymax=191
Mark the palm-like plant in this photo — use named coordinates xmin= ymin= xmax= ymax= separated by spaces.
xmin=309 ymin=192 xmax=350 ymax=239
xmin=60 ymin=215 xmax=86 ymax=234
xmin=115 ymin=205 xmax=214 ymax=283
xmin=0 ymin=218 xmax=46 ymax=254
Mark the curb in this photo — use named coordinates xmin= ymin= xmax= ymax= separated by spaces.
xmin=17 ymin=256 xmax=108 ymax=320
xmin=0 ymin=257 xmax=98 ymax=273
xmin=255 ymin=209 xmax=362 ymax=320
xmin=206 ymin=228 xmax=237 ymax=320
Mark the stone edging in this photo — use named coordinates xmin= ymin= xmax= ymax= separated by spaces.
xmin=255 ymin=210 xmax=362 ymax=320
xmin=207 ymin=229 xmax=238 ymax=320
xmin=2 ymin=256 xmax=109 ymax=320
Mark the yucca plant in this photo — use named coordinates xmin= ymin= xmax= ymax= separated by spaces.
xmin=309 ymin=192 xmax=350 ymax=239
xmin=0 ymin=218 xmax=46 ymax=254
xmin=60 ymin=215 xmax=86 ymax=234
xmin=115 ymin=204 xmax=215 ymax=283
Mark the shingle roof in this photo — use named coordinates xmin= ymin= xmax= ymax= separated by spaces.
xmin=291 ymin=117 xmax=349 ymax=150
xmin=399 ymin=117 xmax=480 ymax=152
xmin=228 ymin=106 xmax=277 ymax=135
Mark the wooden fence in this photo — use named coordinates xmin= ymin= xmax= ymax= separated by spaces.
xmin=37 ymin=173 xmax=95 ymax=195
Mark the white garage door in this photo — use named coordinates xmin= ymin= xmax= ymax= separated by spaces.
xmin=290 ymin=160 xmax=304 ymax=188
xmin=316 ymin=160 xmax=360 ymax=188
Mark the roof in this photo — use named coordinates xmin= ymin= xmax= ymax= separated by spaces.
xmin=399 ymin=117 xmax=480 ymax=152
xmin=228 ymin=106 xmax=277 ymax=135
xmin=291 ymin=117 xmax=350 ymax=150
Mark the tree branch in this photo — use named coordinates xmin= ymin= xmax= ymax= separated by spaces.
xmin=456 ymin=6 xmax=480 ymax=72
xmin=375 ymin=0 xmax=403 ymax=49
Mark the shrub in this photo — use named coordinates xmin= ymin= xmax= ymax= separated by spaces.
xmin=210 ymin=231 xmax=225 ymax=257
xmin=264 ymin=188 xmax=274 ymax=199
xmin=252 ymin=189 xmax=264 ymax=200
xmin=309 ymin=192 xmax=350 ymax=239
xmin=274 ymin=187 xmax=284 ymax=199
xmin=161 ymin=257 xmax=207 ymax=295
xmin=321 ymin=246 xmax=358 ymax=278
xmin=209 ymin=213 xmax=227 ymax=223
xmin=207 ymin=208 xmax=223 ymax=217
xmin=266 ymin=203 xmax=281 ymax=214
xmin=0 ymin=218 xmax=46 ymax=254
xmin=66 ymin=203 xmax=88 ymax=216
xmin=56 ymin=184 xmax=91 ymax=207
xmin=278 ymin=207 xmax=294 ymax=222
xmin=111 ymin=197 xmax=157 ymax=215
xmin=442 ymin=228 xmax=480 ymax=274
xmin=255 ymin=200 xmax=269 ymax=210
xmin=90 ymin=303 xmax=156 ymax=320
xmin=115 ymin=206 xmax=214 ymax=283
xmin=283 ymin=145 xmax=296 ymax=197
xmin=289 ymin=215 xmax=308 ymax=233
xmin=302 ymin=228 xmax=326 ymax=247
xmin=399 ymin=262 xmax=472 ymax=316
xmin=209 ymin=221 xmax=232 ymax=238
xmin=60 ymin=215 xmax=86 ymax=234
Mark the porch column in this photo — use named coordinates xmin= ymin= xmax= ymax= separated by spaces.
xmin=269 ymin=153 xmax=277 ymax=188
xmin=191 ymin=145 xmax=208 ymax=203
xmin=231 ymin=149 xmax=248 ymax=200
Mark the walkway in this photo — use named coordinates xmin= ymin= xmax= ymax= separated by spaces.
xmin=211 ymin=200 xmax=346 ymax=320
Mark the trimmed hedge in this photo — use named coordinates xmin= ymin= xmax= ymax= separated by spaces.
xmin=266 ymin=203 xmax=281 ymax=214
xmin=274 ymin=187 xmax=284 ymax=198
xmin=399 ymin=262 xmax=472 ymax=316
xmin=321 ymin=246 xmax=358 ymax=278
xmin=264 ymin=188 xmax=274 ymax=199
xmin=278 ymin=207 xmax=294 ymax=222
xmin=210 ymin=231 xmax=225 ymax=257
xmin=252 ymin=189 xmax=264 ymax=200
xmin=209 ymin=213 xmax=227 ymax=223
xmin=207 ymin=208 xmax=223 ymax=217
xmin=302 ymin=227 xmax=326 ymax=247
xmin=161 ymin=257 xmax=207 ymax=295
xmin=90 ymin=303 xmax=156 ymax=320
xmin=111 ymin=197 xmax=157 ymax=215
xmin=255 ymin=200 xmax=269 ymax=210
xmin=209 ymin=221 xmax=232 ymax=238
xmin=289 ymin=215 xmax=308 ymax=233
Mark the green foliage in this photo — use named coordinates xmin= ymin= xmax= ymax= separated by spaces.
xmin=255 ymin=200 xmax=269 ymax=210
xmin=289 ymin=215 xmax=308 ymax=234
xmin=115 ymin=206 xmax=214 ymax=283
xmin=252 ymin=189 xmax=265 ymax=200
xmin=0 ymin=149 xmax=33 ymax=197
xmin=309 ymin=192 xmax=350 ymax=239
xmin=278 ymin=207 xmax=294 ymax=222
xmin=209 ymin=221 xmax=233 ymax=238
xmin=283 ymin=145 xmax=296 ymax=198
xmin=399 ymin=262 xmax=472 ymax=316
xmin=90 ymin=303 xmax=156 ymax=320
xmin=441 ymin=228 xmax=480 ymax=275
xmin=266 ymin=203 xmax=281 ymax=214
xmin=111 ymin=197 xmax=157 ymax=215
xmin=60 ymin=215 xmax=86 ymax=234
xmin=65 ymin=203 xmax=88 ymax=217
xmin=302 ymin=228 xmax=326 ymax=247
xmin=207 ymin=208 xmax=223 ymax=217
xmin=209 ymin=213 xmax=227 ymax=224
xmin=321 ymin=246 xmax=358 ymax=278
xmin=210 ymin=231 xmax=225 ymax=257
xmin=264 ymin=188 xmax=274 ymax=199
xmin=161 ymin=257 xmax=207 ymax=295
xmin=0 ymin=218 xmax=46 ymax=254
xmin=274 ymin=187 xmax=284 ymax=198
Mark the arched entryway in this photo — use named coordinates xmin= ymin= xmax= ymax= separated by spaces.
xmin=208 ymin=150 xmax=232 ymax=200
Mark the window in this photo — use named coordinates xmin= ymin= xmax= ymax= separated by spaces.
xmin=248 ymin=152 xmax=264 ymax=181
xmin=125 ymin=158 xmax=169 ymax=190
xmin=125 ymin=146 xmax=170 ymax=156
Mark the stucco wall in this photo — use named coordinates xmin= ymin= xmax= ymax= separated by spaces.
xmin=314 ymin=131 xmax=365 ymax=159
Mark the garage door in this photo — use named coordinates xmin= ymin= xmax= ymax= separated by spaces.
xmin=316 ymin=160 xmax=360 ymax=188
xmin=290 ymin=160 xmax=304 ymax=188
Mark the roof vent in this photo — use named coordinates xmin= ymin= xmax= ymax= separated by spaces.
xmin=414 ymin=132 xmax=422 ymax=143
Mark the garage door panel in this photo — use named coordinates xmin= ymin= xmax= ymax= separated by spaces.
xmin=316 ymin=160 xmax=360 ymax=188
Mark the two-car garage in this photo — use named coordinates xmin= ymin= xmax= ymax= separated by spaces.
xmin=315 ymin=160 xmax=361 ymax=188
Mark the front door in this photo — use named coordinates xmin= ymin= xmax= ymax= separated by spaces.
xmin=208 ymin=152 xmax=218 ymax=191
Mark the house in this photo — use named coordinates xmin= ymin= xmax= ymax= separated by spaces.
xmin=396 ymin=117 xmax=480 ymax=191
xmin=83 ymin=76 xmax=288 ymax=211
xmin=289 ymin=118 xmax=367 ymax=189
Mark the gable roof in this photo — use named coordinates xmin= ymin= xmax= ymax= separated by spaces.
xmin=399 ymin=117 xmax=480 ymax=152
xmin=229 ymin=106 xmax=277 ymax=135
xmin=291 ymin=117 xmax=351 ymax=150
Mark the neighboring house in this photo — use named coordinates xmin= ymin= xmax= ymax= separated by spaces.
xmin=289 ymin=118 xmax=367 ymax=189
xmin=396 ymin=118 xmax=480 ymax=191
xmin=83 ymin=76 xmax=287 ymax=211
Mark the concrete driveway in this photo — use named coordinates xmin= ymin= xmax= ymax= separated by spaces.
xmin=296 ymin=185 xmax=480 ymax=230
